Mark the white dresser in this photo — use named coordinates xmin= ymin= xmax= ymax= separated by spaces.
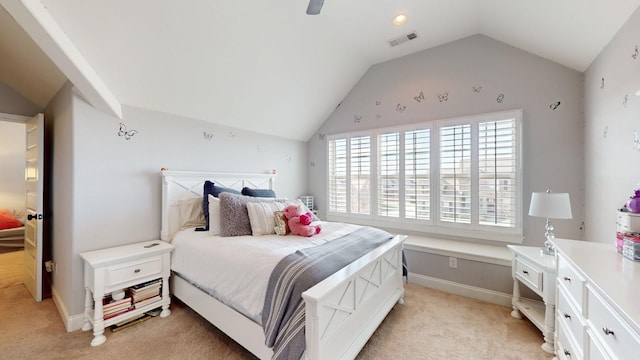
xmin=552 ymin=238 xmax=640 ymax=359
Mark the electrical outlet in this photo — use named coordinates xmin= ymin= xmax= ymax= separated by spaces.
xmin=448 ymin=257 xmax=458 ymax=269
xmin=45 ymin=260 xmax=55 ymax=273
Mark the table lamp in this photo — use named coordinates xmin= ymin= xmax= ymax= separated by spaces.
xmin=528 ymin=190 xmax=572 ymax=255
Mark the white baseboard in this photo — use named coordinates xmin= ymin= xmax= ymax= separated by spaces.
xmin=51 ymin=286 xmax=84 ymax=332
xmin=408 ymin=272 xmax=513 ymax=307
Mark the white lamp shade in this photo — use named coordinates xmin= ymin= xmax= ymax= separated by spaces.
xmin=529 ymin=192 xmax=572 ymax=219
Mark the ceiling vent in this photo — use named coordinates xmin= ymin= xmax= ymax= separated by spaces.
xmin=387 ymin=32 xmax=418 ymax=47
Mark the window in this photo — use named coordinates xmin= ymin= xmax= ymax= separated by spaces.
xmin=327 ymin=109 xmax=523 ymax=242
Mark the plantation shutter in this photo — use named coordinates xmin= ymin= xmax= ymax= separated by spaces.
xmin=328 ymin=138 xmax=347 ymax=213
xmin=439 ymin=124 xmax=471 ymax=224
xmin=378 ymin=132 xmax=400 ymax=217
xmin=478 ymin=119 xmax=518 ymax=228
xmin=405 ymin=129 xmax=430 ymax=220
xmin=350 ymin=136 xmax=371 ymax=215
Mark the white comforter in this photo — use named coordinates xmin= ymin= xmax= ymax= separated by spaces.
xmin=170 ymin=221 xmax=362 ymax=323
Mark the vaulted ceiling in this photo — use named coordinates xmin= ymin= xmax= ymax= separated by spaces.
xmin=1 ymin=0 xmax=639 ymax=141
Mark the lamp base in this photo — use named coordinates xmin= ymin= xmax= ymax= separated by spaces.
xmin=541 ymin=239 xmax=555 ymax=256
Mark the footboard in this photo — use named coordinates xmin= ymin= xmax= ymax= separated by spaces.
xmin=302 ymin=234 xmax=406 ymax=360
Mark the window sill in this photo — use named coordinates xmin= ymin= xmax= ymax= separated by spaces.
xmin=326 ymin=214 xmax=524 ymax=244
xmin=403 ymin=235 xmax=512 ymax=266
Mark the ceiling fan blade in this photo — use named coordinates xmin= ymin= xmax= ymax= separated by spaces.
xmin=306 ymin=0 xmax=324 ymax=15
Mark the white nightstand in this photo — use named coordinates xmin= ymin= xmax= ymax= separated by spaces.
xmin=507 ymin=245 xmax=557 ymax=354
xmin=80 ymin=240 xmax=174 ymax=346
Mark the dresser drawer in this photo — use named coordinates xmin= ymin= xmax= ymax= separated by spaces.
xmin=105 ymin=257 xmax=163 ymax=289
xmin=557 ymin=286 xmax=586 ymax=351
xmin=557 ymin=319 xmax=583 ymax=360
xmin=586 ymin=284 xmax=640 ymax=360
xmin=514 ymin=257 xmax=543 ymax=292
xmin=587 ymin=330 xmax=613 ymax=360
xmin=557 ymin=255 xmax=585 ymax=312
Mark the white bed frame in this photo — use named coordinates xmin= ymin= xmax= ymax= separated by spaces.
xmin=160 ymin=171 xmax=406 ymax=360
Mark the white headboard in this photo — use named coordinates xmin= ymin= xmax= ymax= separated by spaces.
xmin=160 ymin=171 xmax=276 ymax=241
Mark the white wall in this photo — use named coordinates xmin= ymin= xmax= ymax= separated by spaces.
xmin=0 ymin=120 xmax=26 ymax=214
xmin=584 ymin=7 xmax=640 ymax=243
xmin=47 ymin=84 xmax=310 ymax=321
xmin=308 ymin=34 xmax=585 ymax=247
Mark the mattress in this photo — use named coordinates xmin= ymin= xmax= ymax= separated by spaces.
xmin=170 ymin=221 xmax=362 ymax=323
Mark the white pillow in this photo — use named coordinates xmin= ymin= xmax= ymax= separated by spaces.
xmin=208 ymin=195 xmax=221 ymax=235
xmin=246 ymin=201 xmax=297 ymax=236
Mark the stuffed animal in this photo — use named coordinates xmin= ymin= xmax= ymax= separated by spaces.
xmin=283 ymin=204 xmax=321 ymax=237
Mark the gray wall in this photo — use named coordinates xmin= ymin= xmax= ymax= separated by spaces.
xmin=46 ymin=84 xmax=310 ymax=318
xmin=307 ymin=34 xmax=585 ymax=294
xmin=309 ymin=34 xmax=585 ymax=246
xmin=584 ymin=7 xmax=640 ymax=244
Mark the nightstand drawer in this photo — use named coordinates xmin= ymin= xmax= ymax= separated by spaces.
xmin=514 ymin=258 xmax=543 ymax=291
xmin=106 ymin=257 xmax=162 ymax=289
xmin=557 ymin=286 xmax=586 ymax=350
xmin=557 ymin=255 xmax=585 ymax=312
xmin=586 ymin=284 xmax=640 ymax=360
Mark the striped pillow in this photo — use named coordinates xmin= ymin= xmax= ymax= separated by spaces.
xmin=246 ymin=201 xmax=297 ymax=236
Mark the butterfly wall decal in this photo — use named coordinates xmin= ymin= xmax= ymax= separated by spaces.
xmin=203 ymin=131 xmax=214 ymax=141
xmin=496 ymin=94 xmax=505 ymax=103
xmin=473 ymin=86 xmax=482 ymax=93
xmin=601 ymin=77 xmax=605 ymax=90
xmin=633 ymin=45 xmax=638 ymax=60
xmin=414 ymin=91 xmax=424 ymax=103
xmin=550 ymin=101 xmax=561 ymax=110
xmin=437 ymin=92 xmax=449 ymax=102
xmin=623 ymin=94 xmax=629 ymax=108
xmin=354 ymin=115 xmax=362 ymax=123
xmin=603 ymin=125 xmax=608 ymax=139
xmin=396 ymin=104 xmax=406 ymax=113
xmin=117 ymin=123 xmax=138 ymax=140
xmin=375 ymin=100 xmax=382 ymax=106
xmin=318 ymin=133 xmax=326 ymax=141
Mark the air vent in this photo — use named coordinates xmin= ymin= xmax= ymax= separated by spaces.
xmin=387 ymin=32 xmax=418 ymax=47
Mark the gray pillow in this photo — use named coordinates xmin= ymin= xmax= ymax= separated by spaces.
xmin=219 ymin=192 xmax=277 ymax=236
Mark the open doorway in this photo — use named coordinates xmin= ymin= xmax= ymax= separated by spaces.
xmin=0 ymin=113 xmax=51 ymax=300
xmin=0 ymin=118 xmax=27 ymax=290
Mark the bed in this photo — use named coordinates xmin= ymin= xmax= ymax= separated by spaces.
xmin=0 ymin=209 xmax=24 ymax=248
xmin=160 ymin=171 xmax=406 ymax=360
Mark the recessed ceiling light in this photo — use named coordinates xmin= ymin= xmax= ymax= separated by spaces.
xmin=392 ymin=14 xmax=408 ymax=26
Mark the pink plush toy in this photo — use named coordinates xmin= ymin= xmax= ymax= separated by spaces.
xmin=283 ymin=205 xmax=321 ymax=237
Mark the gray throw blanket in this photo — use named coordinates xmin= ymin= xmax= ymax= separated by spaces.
xmin=262 ymin=226 xmax=394 ymax=360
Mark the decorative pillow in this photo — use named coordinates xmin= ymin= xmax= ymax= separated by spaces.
xmin=241 ymin=187 xmax=276 ymax=198
xmin=219 ymin=193 xmax=276 ymax=236
xmin=207 ymin=195 xmax=221 ymax=235
xmin=178 ymin=198 xmax=206 ymax=230
xmin=246 ymin=200 xmax=297 ymax=235
xmin=203 ymin=180 xmax=241 ymax=230
xmin=0 ymin=209 xmax=22 ymax=230
xmin=273 ymin=211 xmax=289 ymax=236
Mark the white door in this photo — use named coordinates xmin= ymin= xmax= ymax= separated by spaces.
xmin=24 ymin=113 xmax=44 ymax=301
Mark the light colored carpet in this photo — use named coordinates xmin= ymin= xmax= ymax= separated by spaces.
xmin=0 ymin=250 xmax=552 ymax=359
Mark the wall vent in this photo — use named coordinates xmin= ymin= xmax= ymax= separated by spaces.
xmin=387 ymin=32 xmax=418 ymax=47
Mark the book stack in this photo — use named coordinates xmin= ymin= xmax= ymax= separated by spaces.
xmin=103 ymin=293 xmax=133 ymax=320
xmin=130 ymin=279 xmax=162 ymax=309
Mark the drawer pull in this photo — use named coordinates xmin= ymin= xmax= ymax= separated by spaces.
xmin=522 ymin=270 xmax=529 ymax=275
xmin=602 ymin=327 xmax=615 ymax=336
xmin=134 ymin=268 xmax=141 ymax=273
xmin=563 ymin=276 xmax=571 ymax=282
xmin=563 ymin=313 xmax=571 ymax=320
xmin=564 ymin=350 xmax=571 ymax=357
